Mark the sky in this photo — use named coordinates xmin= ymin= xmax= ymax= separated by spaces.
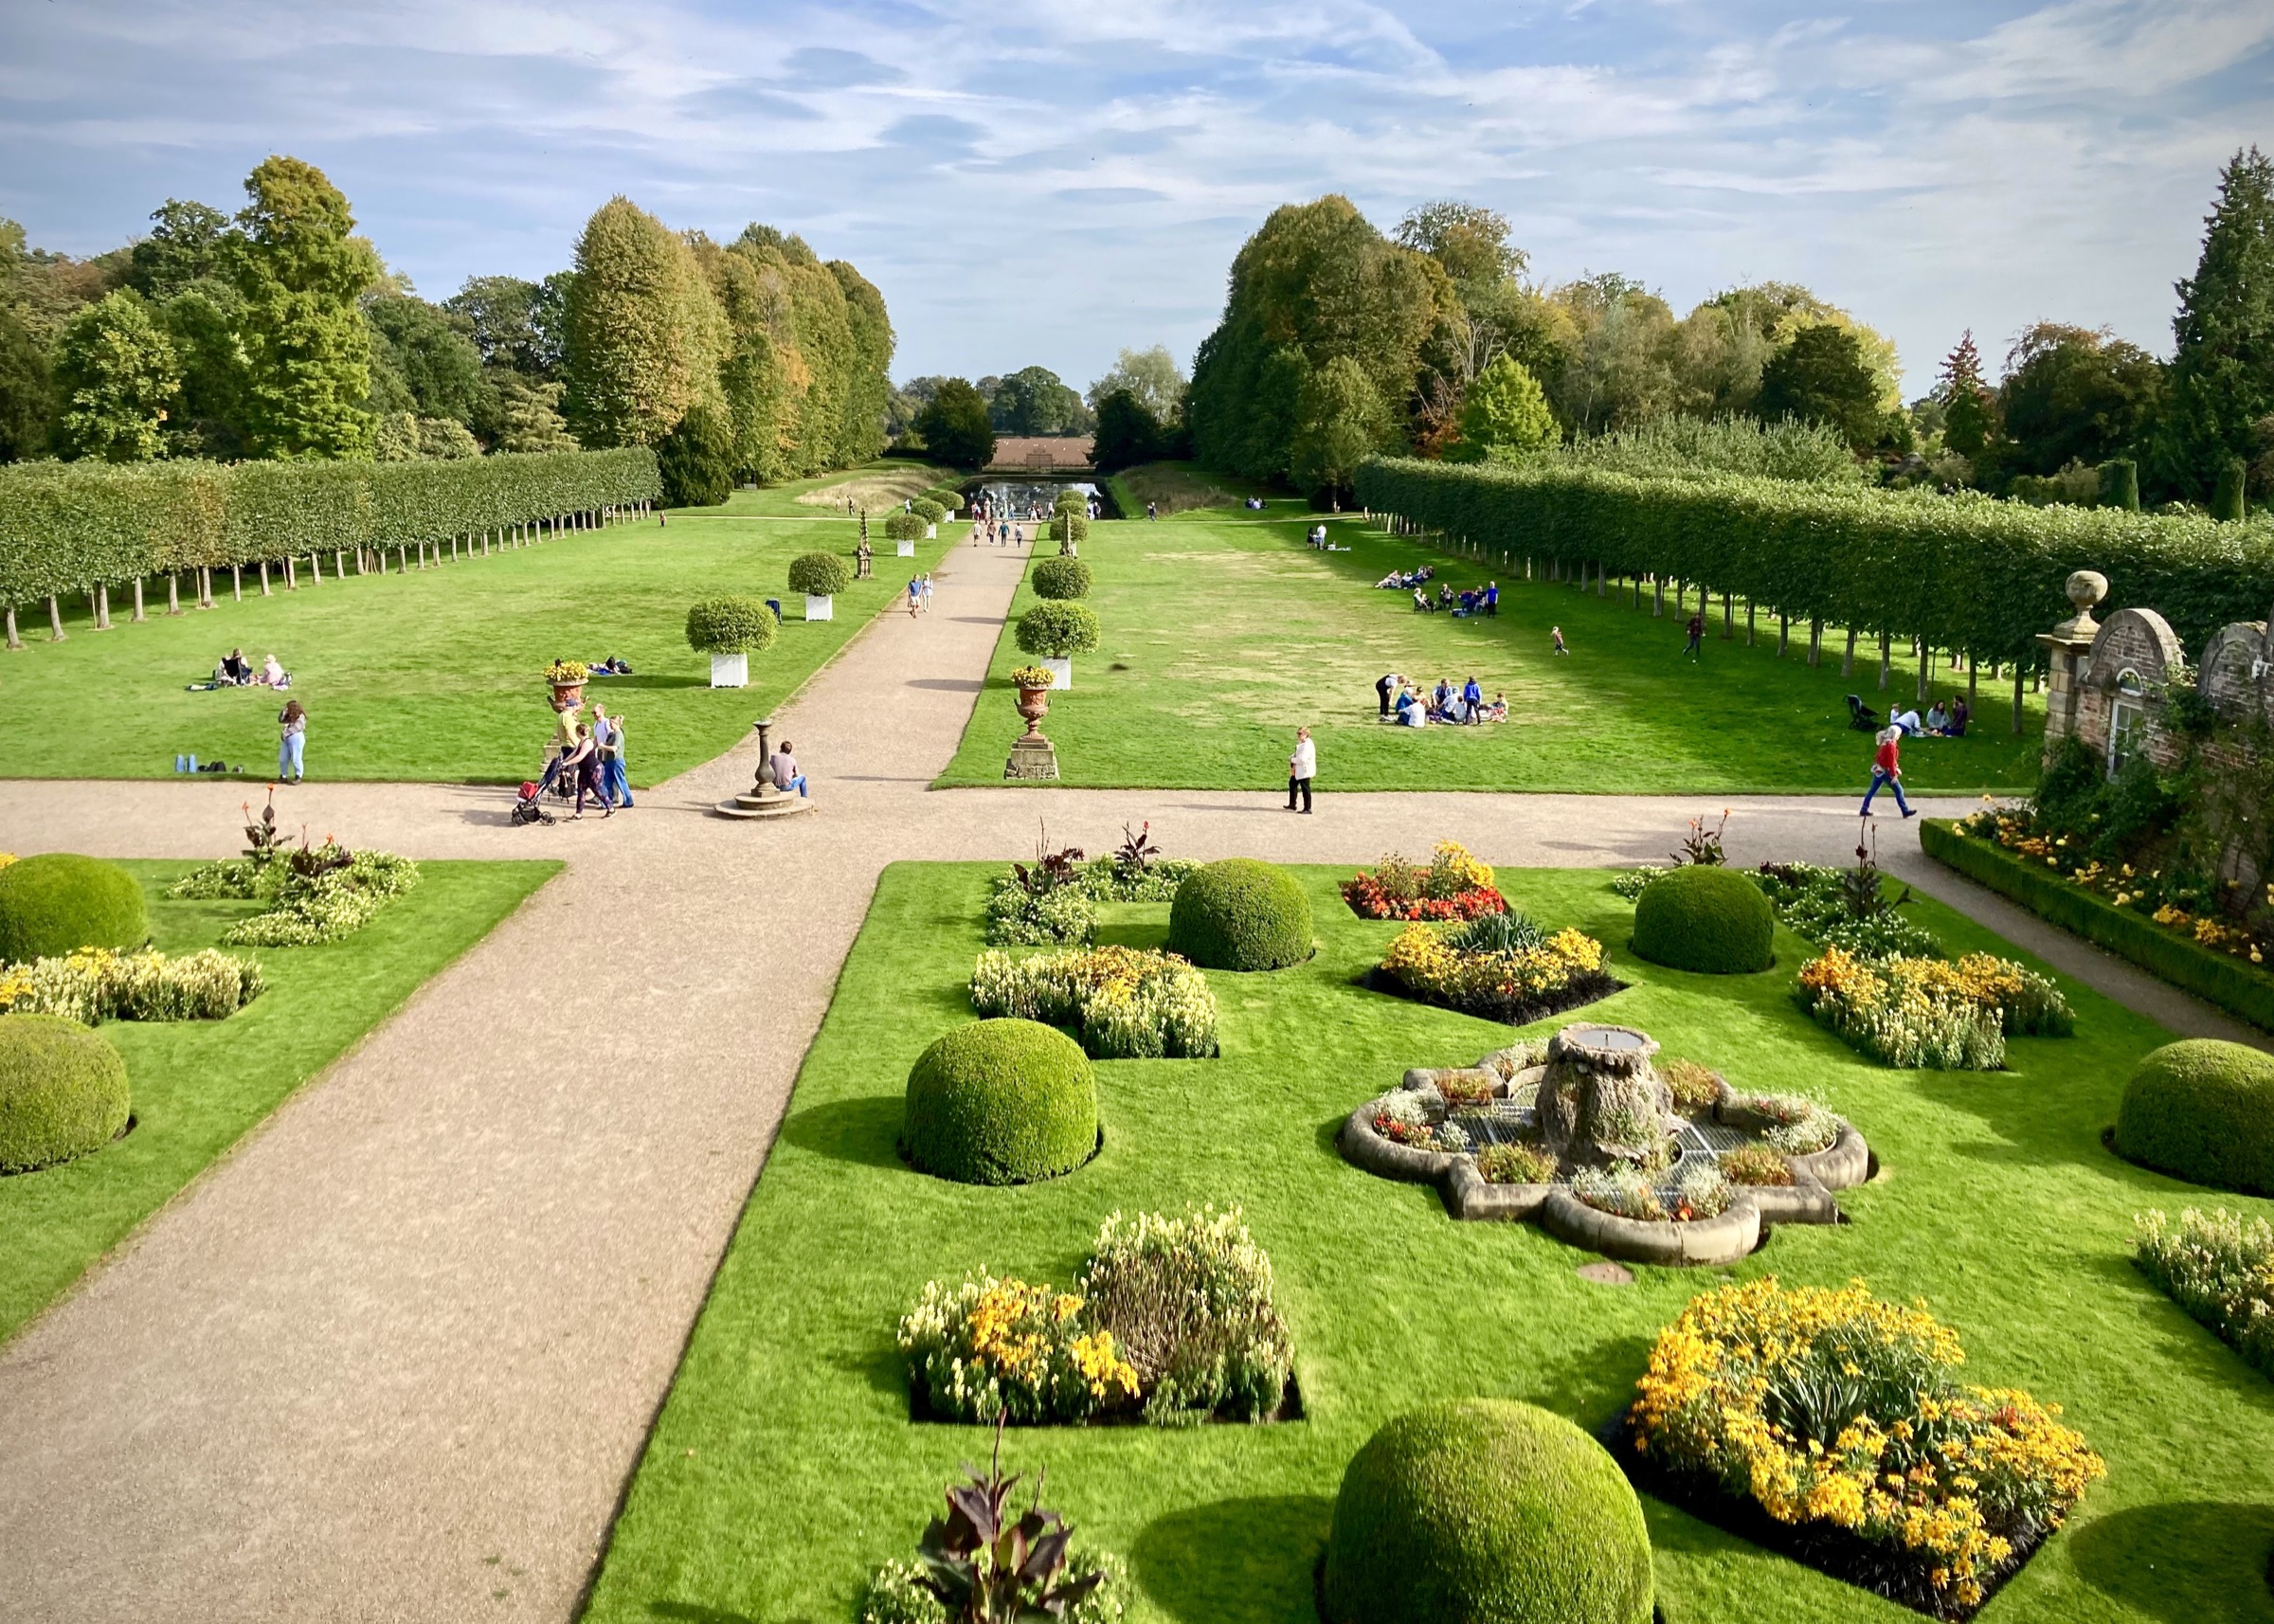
xmin=2 ymin=0 xmax=2269 ymax=398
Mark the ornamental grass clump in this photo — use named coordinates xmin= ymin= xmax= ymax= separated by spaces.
xmin=0 ymin=947 xmax=262 ymax=1023
xmin=1080 ymin=1205 xmax=1293 ymax=1423
xmin=1341 ymin=841 xmax=1506 ymax=921
xmin=2135 ymin=1206 xmax=2274 ymax=1380
xmin=1378 ymin=919 xmax=1614 ymax=1024
xmin=1796 ymin=947 xmax=2071 ymax=1070
xmin=1626 ymin=1278 xmax=2104 ymax=1615
xmin=969 ymin=946 xmax=1218 ymax=1059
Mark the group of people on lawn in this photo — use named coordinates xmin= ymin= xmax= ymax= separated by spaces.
xmin=1376 ymin=672 xmax=1507 ymax=727
xmin=1887 ymin=698 xmax=1971 ymax=737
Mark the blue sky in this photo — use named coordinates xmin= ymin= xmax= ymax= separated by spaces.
xmin=2 ymin=0 xmax=2268 ymax=396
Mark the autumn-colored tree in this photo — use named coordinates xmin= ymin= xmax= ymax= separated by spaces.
xmin=561 ymin=197 xmax=724 ymax=448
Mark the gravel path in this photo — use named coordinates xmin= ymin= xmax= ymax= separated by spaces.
xmin=0 ymin=530 xmax=2260 ymax=1624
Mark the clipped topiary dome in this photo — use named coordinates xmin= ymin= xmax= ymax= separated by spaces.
xmin=1322 ymin=1398 xmax=1653 ymax=1624
xmin=883 ymin=511 xmax=928 ymax=542
xmin=1054 ymin=488 xmax=1088 ymax=514
xmin=0 ymin=1014 xmax=131 ymax=1173
xmin=2115 ymin=1038 xmax=2274 ymax=1194
xmin=1050 ymin=513 xmax=1090 ymax=546
xmin=1631 ymin=865 xmax=1774 ymax=975
xmin=0 ymin=854 xmax=148 ymax=964
xmin=684 ymin=595 xmax=778 ymax=655
xmin=1015 ymin=601 xmax=1101 ymax=659
xmin=787 ymin=550 xmax=853 ymax=596
xmin=903 ymin=1018 xmax=1098 ymax=1185
xmin=1030 ymin=556 xmax=1092 ymax=601
xmin=910 ymin=497 xmax=947 ymax=525
xmin=1168 ymin=858 xmax=1312 ymax=971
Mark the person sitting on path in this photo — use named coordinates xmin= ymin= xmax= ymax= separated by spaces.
xmin=1286 ymin=726 xmax=1315 ymax=813
xmin=277 ymin=699 xmax=307 ymax=784
xmin=1859 ymin=726 xmax=1917 ymax=820
xmin=770 ymin=740 xmax=807 ymax=798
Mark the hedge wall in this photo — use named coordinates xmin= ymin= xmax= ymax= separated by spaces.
xmin=1355 ymin=458 xmax=2274 ymax=669
xmin=1920 ymin=818 xmax=2274 ymax=1033
xmin=0 ymin=447 xmax=660 ymax=607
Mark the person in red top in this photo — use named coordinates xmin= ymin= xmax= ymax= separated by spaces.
xmin=1860 ymin=726 xmax=1917 ymax=818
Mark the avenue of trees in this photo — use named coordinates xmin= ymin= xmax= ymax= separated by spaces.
xmin=1186 ymin=149 xmax=2274 ymax=514
xmin=0 ymin=159 xmax=898 ymax=509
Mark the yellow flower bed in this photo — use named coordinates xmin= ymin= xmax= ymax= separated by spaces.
xmin=0 ymin=946 xmax=263 ymax=1024
xmin=1630 ymin=1279 xmax=2103 ymax=1613
xmin=897 ymin=1274 xmax=1141 ymax=1425
xmin=1381 ymin=921 xmax=1603 ymax=1005
xmin=1796 ymin=946 xmax=2070 ymax=1069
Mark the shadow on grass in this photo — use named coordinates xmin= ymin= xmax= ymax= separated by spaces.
xmin=2068 ymin=1500 xmax=2274 ymax=1621
xmin=645 ymin=1602 xmax=763 ymax=1624
xmin=777 ymin=1095 xmax=904 ymax=1170
xmin=825 ymin=1334 xmax=908 ymax=1406
xmin=1531 ymin=1334 xmax=1654 ymax=1428
xmin=1131 ymin=1494 xmax=1334 ymax=1624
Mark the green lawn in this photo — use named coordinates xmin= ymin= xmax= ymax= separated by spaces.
xmin=938 ymin=507 xmax=2048 ymax=794
xmin=0 ymin=475 xmax=958 ymax=785
xmin=582 ymin=860 xmax=2274 ymax=1624
xmin=0 ymin=857 xmax=558 ymax=1343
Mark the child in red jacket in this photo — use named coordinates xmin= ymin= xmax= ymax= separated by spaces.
xmin=1860 ymin=727 xmax=1916 ymax=818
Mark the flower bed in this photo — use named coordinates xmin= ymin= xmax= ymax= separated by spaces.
xmin=982 ymin=851 xmax=1200 ymax=947
xmin=1753 ymin=861 xmax=1942 ymax=960
xmin=969 ymin=946 xmax=1218 ymax=1058
xmin=0 ymin=947 xmax=262 ymax=1023
xmin=2135 ymin=1206 xmax=2274 ymax=1380
xmin=1796 ymin=947 xmax=2073 ymax=1070
xmin=169 ymin=844 xmax=420 ymax=947
xmin=1341 ymin=840 xmax=1507 ymax=921
xmin=1372 ymin=914 xmax=1616 ymax=1025
xmin=897 ymin=1207 xmax=1293 ymax=1426
xmin=1624 ymin=1278 xmax=2105 ymax=1618
xmin=1923 ymin=817 xmax=2274 ymax=1034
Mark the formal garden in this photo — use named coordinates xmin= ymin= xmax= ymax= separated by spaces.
xmin=0 ymin=834 xmax=557 ymax=1339
xmin=936 ymin=497 xmax=2049 ymax=794
xmin=568 ymin=829 xmax=2274 ymax=1624
xmin=0 ymin=459 xmax=959 ymax=785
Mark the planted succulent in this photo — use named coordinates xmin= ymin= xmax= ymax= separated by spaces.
xmin=915 ymin=1416 xmax=1106 ymax=1623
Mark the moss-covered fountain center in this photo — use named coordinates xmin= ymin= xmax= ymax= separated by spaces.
xmin=1340 ymin=1022 xmax=1871 ymax=1266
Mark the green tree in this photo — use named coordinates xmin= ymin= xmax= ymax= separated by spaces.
xmin=0 ymin=303 xmax=50 ymax=461
xmin=1289 ymin=354 xmax=1391 ymax=496
xmin=445 ymin=275 xmax=551 ymax=374
xmin=1394 ymin=200 xmax=1525 ymax=286
xmin=830 ymin=259 xmax=894 ymax=464
xmin=657 ymin=400 xmax=735 ymax=506
xmin=1548 ymin=275 xmax=1678 ymax=434
xmin=2153 ymin=147 xmax=2274 ymax=499
xmin=53 ymin=289 xmax=181 ymax=461
xmin=1089 ymin=388 xmax=1162 ymax=470
xmin=125 ymin=200 xmax=235 ymax=301
xmin=913 ymin=378 xmax=995 ymax=470
xmin=157 ymin=287 xmax=246 ymax=459
xmin=1086 ymin=346 xmax=1186 ymax=423
xmin=990 ymin=365 xmax=1090 ymax=435
xmin=562 ymin=197 xmax=724 ymax=448
xmin=1757 ymin=324 xmax=1882 ymax=451
xmin=1936 ymin=330 xmax=1995 ymax=459
xmin=231 ymin=156 xmax=381 ymax=458
xmin=483 ymin=370 xmax=575 ymax=452
xmin=1450 ymin=352 xmax=1555 ymax=461
xmin=1994 ymin=323 xmax=2161 ymax=477
xmin=363 ymin=294 xmax=484 ymax=424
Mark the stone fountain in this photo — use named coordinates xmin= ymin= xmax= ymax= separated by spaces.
xmin=1533 ymin=1023 xmax=1674 ymax=1167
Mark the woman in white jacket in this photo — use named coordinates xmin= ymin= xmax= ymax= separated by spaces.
xmin=1286 ymin=727 xmax=1315 ymax=814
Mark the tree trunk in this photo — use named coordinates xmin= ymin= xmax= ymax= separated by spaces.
xmin=398 ymin=546 xmax=407 ymax=571
xmin=1878 ymin=629 xmax=1892 ymax=690
xmin=310 ymin=552 xmax=322 ymax=585
xmin=1809 ymin=618 xmax=1822 ymax=667
xmin=1842 ymin=626 xmax=1856 ymax=678
xmin=132 ymin=578 xmax=146 ymax=622
xmin=1746 ymin=600 xmax=1756 ymax=645
xmin=284 ymin=556 xmax=297 ymax=589
xmin=1917 ymin=646 xmax=1931 ymax=702
xmin=259 ymin=560 xmax=270 ymax=596
xmin=1722 ymin=590 xmax=1734 ymax=639
xmin=167 ymin=573 xmax=180 ymax=616
xmin=47 ymin=594 xmax=65 ymax=641
xmin=1968 ymin=658 xmax=1979 ymax=714
xmin=200 ymin=567 xmax=214 ymax=608
xmin=95 ymin=586 xmax=112 ymax=629
xmin=335 ymin=550 xmax=346 ymax=579
xmin=2012 ymin=667 xmax=2026 ymax=735
xmin=1597 ymin=561 xmax=1606 ymax=598
xmin=1778 ymin=614 xmax=1789 ymax=658
xmin=4 ymin=605 xmax=17 ymax=650
xmin=1652 ymin=576 xmax=1664 ymax=617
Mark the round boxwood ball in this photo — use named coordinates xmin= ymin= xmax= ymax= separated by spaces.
xmin=1323 ymin=1398 xmax=1653 ymax=1624
xmin=0 ymin=853 xmax=148 ymax=964
xmin=1631 ymin=865 xmax=1774 ymax=974
xmin=0 ymin=1014 xmax=131 ymax=1173
xmin=1030 ymin=556 xmax=1092 ymax=601
xmin=2115 ymin=1038 xmax=2274 ymax=1194
xmin=903 ymin=1019 xmax=1097 ymax=1185
xmin=684 ymin=595 xmax=777 ymax=655
xmin=1168 ymin=858 xmax=1312 ymax=971
xmin=787 ymin=550 xmax=852 ymax=596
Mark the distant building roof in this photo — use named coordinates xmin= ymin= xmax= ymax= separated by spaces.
xmin=986 ymin=436 xmax=1093 ymax=471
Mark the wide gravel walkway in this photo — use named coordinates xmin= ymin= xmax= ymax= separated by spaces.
xmin=0 ymin=530 xmax=2260 ymax=1624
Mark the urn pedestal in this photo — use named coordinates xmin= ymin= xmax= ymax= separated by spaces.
xmin=714 ymin=716 xmax=818 ymax=819
xmin=1004 ymin=684 xmax=1059 ymax=781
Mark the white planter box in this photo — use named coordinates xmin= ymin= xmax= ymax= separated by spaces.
xmin=1042 ymin=657 xmax=1072 ymax=690
xmin=925 ymin=523 xmax=937 ymax=539
xmin=709 ymin=652 xmax=748 ymax=688
xmin=896 ymin=539 xmax=915 ymax=556
xmin=804 ymin=594 xmax=835 ymax=621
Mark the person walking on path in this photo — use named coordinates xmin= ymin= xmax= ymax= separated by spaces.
xmin=907 ymin=576 xmax=922 ymax=619
xmin=1859 ymin=726 xmax=1917 ymax=819
xmin=571 ymin=724 xmax=612 ymax=820
xmin=1286 ymin=727 xmax=1316 ymax=814
xmin=920 ymin=572 xmax=934 ymax=613
xmin=594 ymin=706 xmax=634 ymax=809
xmin=1684 ymin=611 xmax=1705 ymax=660
xmin=277 ymin=699 xmax=307 ymax=784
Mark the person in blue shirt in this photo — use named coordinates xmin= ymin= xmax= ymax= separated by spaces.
xmin=1462 ymin=677 xmax=1483 ymax=710
xmin=1484 ymin=582 xmax=1499 ymax=616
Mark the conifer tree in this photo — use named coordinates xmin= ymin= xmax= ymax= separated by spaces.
xmin=2154 ymin=147 xmax=2274 ymax=499
xmin=53 ymin=289 xmax=181 ymax=461
xmin=1936 ymin=330 xmax=1994 ymax=459
xmin=561 ymin=197 xmax=723 ymax=448
xmin=232 ymin=156 xmax=380 ymax=458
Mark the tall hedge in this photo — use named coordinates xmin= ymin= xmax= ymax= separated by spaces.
xmin=0 ymin=446 xmax=660 ymax=608
xmin=1355 ymin=457 xmax=2274 ymax=668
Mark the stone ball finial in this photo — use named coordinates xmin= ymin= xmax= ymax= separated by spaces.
xmin=2066 ymin=570 xmax=2108 ymax=611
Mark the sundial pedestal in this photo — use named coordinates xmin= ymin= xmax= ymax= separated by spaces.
xmin=714 ymin=716 xmax=817 ymax=820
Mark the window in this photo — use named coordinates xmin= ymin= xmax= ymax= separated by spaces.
xmin=2107 ymin=668 xmax=2147 ymax=776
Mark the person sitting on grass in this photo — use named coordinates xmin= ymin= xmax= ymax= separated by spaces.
xmin=1442 ymin=694 xmax=1471 ymax=725
xmin=1433 ymin=678 xmax=1454 ymax=712
xmin=260 ymin=653 xmax=290 ymax=689
xmin=1484 ymin=692 xmax=1509 ymax=722
xmin=1413 ymin=587 xmax=1434 ymax=613
xmin=221 ymin=648 xmax=252 ymax=685
xmin=1437 ymin=582 xmax=1456 ymax=610
xmin=1924 ymin=701 xmax=1949 ymax=734
xmin=1396 ymin=688 xmax=1425 ymax=728
xmin=1890 ymin=707 xmax=1922 ymax=735
xmin=1947 ymin=696 xmax=1970 ymax=737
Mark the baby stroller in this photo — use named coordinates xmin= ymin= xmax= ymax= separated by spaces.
xmin=511 ymin=781 xmax=556 ymax=826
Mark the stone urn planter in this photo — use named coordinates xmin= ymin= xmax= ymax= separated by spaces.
xmin=549 ymin=677 xmax=587 ymax=711
xmin=1014 ymin=682 xmax=1052 ymax=734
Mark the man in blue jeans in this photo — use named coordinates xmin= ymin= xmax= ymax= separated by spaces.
xmin=1859 ymin=727 xmax=1916 ymax=818
xmin=769 ymin=739 xmax=807 ymax=797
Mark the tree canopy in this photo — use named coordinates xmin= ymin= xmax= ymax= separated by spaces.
xmin=1757 ymin=324 xmax=1883 ymax=451
xmin=1086 ymin=346 xmax=1185 ymax=423
xmin=1450 ymin=352 xmax=1555 ymax=461
xmin=913 ymin=378 xmax=996 ymax=470
xmin=2153 ymin=146 xmax=2274 ymax=500
xmin=53 ymin=289 xmax=179 ymax=462
xmin=231 ymin=155 xmax=380 ymax=458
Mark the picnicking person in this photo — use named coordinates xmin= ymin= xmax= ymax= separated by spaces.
xmin=1375 ymin=671 xmax=1405 ymax=716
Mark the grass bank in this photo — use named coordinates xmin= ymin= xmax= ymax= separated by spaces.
xmin=0 ymin=857 xmax=559 ymax=1342
xmin=582 ymin=860 xmax=2273 ymax=1624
